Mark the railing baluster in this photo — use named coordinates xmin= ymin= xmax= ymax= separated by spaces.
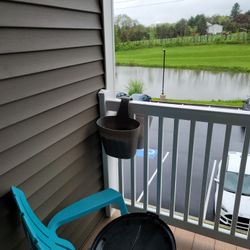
xmin=184 ymin=120 xmax=196 ymax=222
xmin=156 ymin=116 xmax=164 ymax=215
xmin=248 ymin=221 xmax=250 ymax=240
xmin=199 ymin=122 xmax=213 ymax=226
xmin=170 ymin=119 xmax=179 ymax=218
xmin=214 ymin=124 xmax=232 ymax=231
xmin=230 ymin=127 xmax=250 ymax=236
xmin=118 ymin=158 xmax=124 ymax=196
xmin=131 ymin=156 xmax=136 ymax=207
xmin=143 ymin=115 xmax=149 ymax=211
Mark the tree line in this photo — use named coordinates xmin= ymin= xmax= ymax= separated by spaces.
xmin=114 ymin=2 xmax=250 ymax=43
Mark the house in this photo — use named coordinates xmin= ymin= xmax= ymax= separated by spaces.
xmin=0 ymin=1 xmax=250 ymax=249
xmin=207 ymin=22 xmax=223 ymax=34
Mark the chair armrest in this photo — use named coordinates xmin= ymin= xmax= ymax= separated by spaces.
xmin=48 ymin=189 xmax=128 ymax=232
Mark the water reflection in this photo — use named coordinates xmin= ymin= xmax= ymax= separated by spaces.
xmin=115 ymin=66 xmax=250 ymax=100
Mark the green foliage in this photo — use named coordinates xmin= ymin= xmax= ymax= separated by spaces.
xmin=175 ymin=19 xmax=189 ymax=36
xmin=114 ymin=3 xmax=250 ymax=47
xmin=116 ymin=44 xmax=250 ymax=73
xmin=196 ymin=15 xmax=207 ymax=35
xmin=151 ymin=98 xmax=244 ymax=108
xmin=114 ymin=14 xmax=149 ymax=42
xmin=127 ymin=80 xmax=144 ymax=96
xmin=115 ymin=32 xmax=249 ymax=51
xmin=231 ymin=2 xmax=241 ymax=19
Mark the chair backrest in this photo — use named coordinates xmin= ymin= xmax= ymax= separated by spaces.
xmin=11 ymin=187 xmax=75 ymax=250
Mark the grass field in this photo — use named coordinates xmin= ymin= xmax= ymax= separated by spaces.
xmin=151 ymin=98 xmax=244 ymax=108
xmin=116 ymin=44 xmax=250 ymax=73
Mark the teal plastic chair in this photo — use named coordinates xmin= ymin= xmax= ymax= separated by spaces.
xmin=11 ymin=186 xmax=128 ymax=250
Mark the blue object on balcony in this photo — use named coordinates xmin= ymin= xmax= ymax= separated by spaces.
xmin=136 ymin=149 xmax=158 ymax=159
xmin=116 ymin=92 xmax=129 ymax=98
xmin=131 ymin=93 xmax=151 ymax=102
xmin=11 ymin=186 xmax=128 ymax=250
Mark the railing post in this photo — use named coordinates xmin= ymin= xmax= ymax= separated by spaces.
xmin=214 ymin=124 xmax=232 ymax=230
xmin=170 ymin=118 xmax=179 ymax=218
xmin=231 ymin=127 xmax=250 ymax=236
xmin=184 ymin=120 xmax=196 ymax=222
xmin=143 ymin=115 xmax=149 ymax=211
xmin=156 ymin=116 xmax=164 ymax=215
xmin=98 ymin=90 xmax=119 ymax=217
xmin=199 ymin=122 xmax=213 ymax=226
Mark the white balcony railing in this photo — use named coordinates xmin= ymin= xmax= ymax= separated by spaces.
xmin=99 ymin=90 xmax=250 ymax=248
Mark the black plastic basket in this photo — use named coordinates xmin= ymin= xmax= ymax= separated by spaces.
xmin=97 ymin=98 xmax=140 ymax=159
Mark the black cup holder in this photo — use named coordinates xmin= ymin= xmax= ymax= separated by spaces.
xmin=97 ymin=97 xmax=140 ymax=159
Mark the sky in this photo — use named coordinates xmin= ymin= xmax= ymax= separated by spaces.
xmin=114 ymin=0 xmax=250 ymax=25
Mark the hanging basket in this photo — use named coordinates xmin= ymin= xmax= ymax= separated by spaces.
xmin=97 ymin=97 xmax=140 ymax=159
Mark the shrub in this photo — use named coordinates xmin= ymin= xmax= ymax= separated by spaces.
xmin=127 ymin=80 xmax=144 ymax=96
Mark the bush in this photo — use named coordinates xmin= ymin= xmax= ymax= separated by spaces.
xmin=127 ymin=80 xmax=144 ymax=96
xmin=115 ymin=32 xmax=249 ymax=51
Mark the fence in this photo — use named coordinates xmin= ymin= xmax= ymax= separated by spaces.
xmin=116 ymin=32 xmax=250 ymax=51
xmin=99 ymin=90 xmax=250 ymax=248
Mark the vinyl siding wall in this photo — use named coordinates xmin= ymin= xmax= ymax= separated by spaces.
xmin=0 ymin=1 xmax=106 ymax=249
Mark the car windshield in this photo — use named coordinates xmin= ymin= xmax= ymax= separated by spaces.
xmin=224 ymin=171 xmax=250 ymax=196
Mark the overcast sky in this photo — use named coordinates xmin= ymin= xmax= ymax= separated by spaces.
xmin=114 ymin=0 xmax=250 ymax=25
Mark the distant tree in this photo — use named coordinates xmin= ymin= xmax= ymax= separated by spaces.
xmin=148 ymin=25 xmax=157 ymax=40
xmin=234 ymin=14 xmax=249 ymax=24
xmin=216 ymin=16 xmax=236 ymax=32
xmin=188 ymin=16 xmax=196 ymax=27
xmin=196 ymin=15 xmax=207 ymax=35
xmin=245 ymin=10 xmax=250 ymax=16
xmin=231 ymin=2 xmax=241 ymax=19
xmin=155 ymin=23 xmax=176 ymax=39
xmin=234 ymin=14 xmax=250 ymax=30
xmin=114 ymin=14 xmax=148 ymax=42
xmin=207 ymin=15 xmax=222 ymax=24
xmin=175 ymin=19 xmax=189 ymax=36
xmin=189 ymin=26 xmax=197 ymax=36
xmin=115 ymin=14 xmax=138 ymax=29
xmin=155 ymin=23 xmax=168 ymax=39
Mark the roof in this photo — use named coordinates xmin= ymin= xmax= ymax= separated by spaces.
xmin=227 ymin=151 xmax=250 ymax=175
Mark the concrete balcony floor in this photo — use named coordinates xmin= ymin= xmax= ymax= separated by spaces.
xmin=83 ymin=210 xmax=248 ymax=250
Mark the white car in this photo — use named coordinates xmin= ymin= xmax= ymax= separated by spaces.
xmin=214 ymin=152 xmax=250 ymax=230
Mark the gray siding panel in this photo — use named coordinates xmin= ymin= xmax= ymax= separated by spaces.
xmin=29 ymin=150 xmax=101 ymax=211
xmin=0 ymin=61 xmax=104 ymax=105
xmin=19 ymin=137 xmax=100 ymax=198
xmin=0 ymin=46 xmax=103 ymax=80
xmin=10 ymin=0 xmax=101 ymax=13
xmin=0 ymin=2 xmax=101 ymax=29
xmin=0 ymin=91 xmax=99 ymax=152
xmin=46 ymin=174 xmax=103 ymax=228
xmin=0 ymin=29 xmax=102 ymax=54
xmin=35 ymin=158 xmax=102 ymax=220
xmin=0 ymin=125 xmax=99 ymax=197
xmin=0 ymin=75 xmax=104 ymax=129
xmin=0 ymin=0 xmax=105 ymax=249
xmin=1 ymin=106 xmax=99 ymax=175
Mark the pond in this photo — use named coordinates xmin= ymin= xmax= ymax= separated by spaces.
xmin=115 ymin=66 xmax=250 ymax=100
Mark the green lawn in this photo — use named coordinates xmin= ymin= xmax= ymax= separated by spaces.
xmin=116 ymin=44 xmax=250 ymax=73
xmin=151 ymin=98 xmax=244 ymax=108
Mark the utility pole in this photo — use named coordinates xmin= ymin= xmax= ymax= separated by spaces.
xmin=160 ymin=49 xmax=166 ymax=100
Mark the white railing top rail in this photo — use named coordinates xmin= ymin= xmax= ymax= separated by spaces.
xmin=105 ymin=97 xmax=250 ymax=127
